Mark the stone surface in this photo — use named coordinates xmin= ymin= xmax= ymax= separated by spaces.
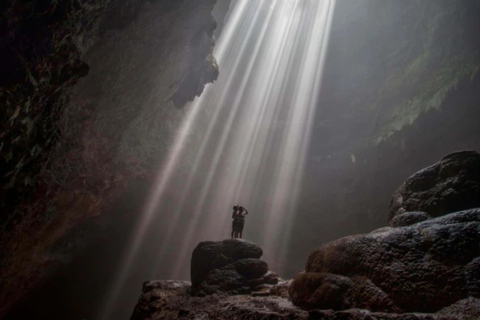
xmin=191 ymin=239 xmax=280 ymax=296
xmin=289 ymin=272 xmax=354 ymax=310
xmin=437 ymin=297 xmax=480 ymax=320
xmin=191 ymin=239 xmax=263 ymax=286
xmin=131 ymin=280 xmax=308 ymax=320
xmin=131 ymin=280 xmax=192 ymax=320
xmin=291 ymin=153 xmax=480 ymax=314
xmin=389 ymin=211 xmax=431 ymax=227
xmin=130 ymin=280 xmax=474 ymax=320
xmin=290 ymin=208 xmax=480 ymax=313
xmin=389 ymin=150 xmax=480 ymax=223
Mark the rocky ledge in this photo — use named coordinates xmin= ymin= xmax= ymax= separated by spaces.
xmin=131 ymin=239 xmax=294 ymax=320
xmin=191 ymin=239 xmax=282 ymax=296
xmin=131 ymin=151 xmax=480 ymax=320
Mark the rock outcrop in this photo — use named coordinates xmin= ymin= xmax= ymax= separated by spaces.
xmin=131 ymin=280 xmax=306 ymax=320
xmin=191 ymin=239 xmax=280 ymax=296
xmin=290 ymin=209 xmax=480 ymax=313
xmin=131 ymin=280 xmax=480 ymax=320
xmin=290 ymin=151 xmax=480 ymax=316
xmin=389 ymin=150 xmax=480 ymax=223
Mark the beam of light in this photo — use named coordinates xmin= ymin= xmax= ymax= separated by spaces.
xmin=97 ymin=2 xmax=257 ymax=317
xmin=148 ymin=0 xmax=259 ymax=279
xmin=169 ymin=0 xmax=283 ymax=278
xmin=262 ymin=0 xmax=336 ymax=269
xmin=275 ymin=0 xmax=336 ymax=269
xmin=100 ymin=0 xmax=336 ymax=316
xmin=98 ymin=95 xmax=204 ymax=320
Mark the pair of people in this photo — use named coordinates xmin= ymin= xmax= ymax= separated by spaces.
xmin=231 ymin=205 xmax=248 ymax=239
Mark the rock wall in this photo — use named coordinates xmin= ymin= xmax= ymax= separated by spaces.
xmin=0 ymin=0 xmax=218 ymax=317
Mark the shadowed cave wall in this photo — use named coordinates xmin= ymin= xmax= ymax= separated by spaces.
xmin=283 ymin=0 xmax=480 ymax=276
xmin=1 ymin=0 xmax=220 ymax=318
xmin=1 ymin=0 xmax=479 ymax=319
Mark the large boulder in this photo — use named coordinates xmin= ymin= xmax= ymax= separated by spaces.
xmin=389 ymin=150 xmax=480 ymax=224
xmin=131 ymin=280 xmax=191 ymax=320
xmin=190 ymin=239 xmax=279 ymax=296
xmin=291 ymin=152 xmax=480 ymax=314
xmin=290 ymin=209 xmax=480 ymax=312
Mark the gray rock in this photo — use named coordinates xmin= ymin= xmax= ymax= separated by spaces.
xmin=130 ymin=281 xmax=470 ymax=320
xmin=131 ymin=280 xmax=191 ymax=320
xmin=190 ymin=239 xmax=279 ymax=296
xmin=289 ymin=272 xmax=354 ymax=310
xmin=389 ymin=151 xmax=480 ymax=222
xmin=437 ymin=297 xmax=480 ymax=320
xmin=389 ymin=211 xmax=431 ymax=227
xmin=231 ymin=258 xmax=269 ymax=279
xmin=190 ymin=239 xmax=263 ymax=288
xmin=291 ymin=208 xmax=480 ymax=313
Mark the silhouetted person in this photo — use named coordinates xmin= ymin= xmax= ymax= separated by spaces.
xmin=236 ymin=206 xmax=249 ymax=238
xmin=231 ymin=205 xmax=239 ymax=239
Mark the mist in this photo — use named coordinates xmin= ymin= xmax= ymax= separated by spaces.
xmin=2 ymin=0 xmax=479 ymax=319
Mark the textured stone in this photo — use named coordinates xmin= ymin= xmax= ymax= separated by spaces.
xmin=190 ymin=239 xmax=263 ymax=287
xmin=437 ymin=297 xmax=480 ymax=320
xmin=190 ymin=240 xmax=282 ymax=296
xmin=130 ymin=280 xmax=192 ymax=320
xmin=248 ymin=271 xmax=280 ymax=289
xmin=289 ymin=272 xmax=354 ymax=310
xmin=389 ymin=150 xmax=480 ymax=223
xmin=130 ymin=280 xmax=471 ymax=320
xmin=291 ymin=209 xmax=480 ymax=313
xmin=231 ymin=258 xmax=269 ymax=280
xmin=389 ymin=211 xmax=431 ymax=227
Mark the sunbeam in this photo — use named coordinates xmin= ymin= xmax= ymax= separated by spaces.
xmin=99 ymin=0 xmax=336 ymax=317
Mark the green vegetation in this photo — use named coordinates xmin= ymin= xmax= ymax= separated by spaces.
xmin=371 ymin=0 xmax=480 ymax=145
xmin=376 ymin=55 xmax=479 ymax=144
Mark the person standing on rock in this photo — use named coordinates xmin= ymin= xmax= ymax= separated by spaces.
xmin=231 ymin=205 xmax=240 ymax=239
xmin=236 ymin=206 xmax=249 ymax=238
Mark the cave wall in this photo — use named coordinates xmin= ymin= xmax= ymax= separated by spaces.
xmin=1 ymin=0 xmax=479 ymax=318
xmin=0 ymin=0 xmax=218 ymax=317
xmin=284 ymin=0 xmax=480 ymax=276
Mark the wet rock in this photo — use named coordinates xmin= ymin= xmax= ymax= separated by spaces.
xmin=289 ymin=272 xmax=354 ymax=310
xmin=389 ymin=150 xmax=480 ymax=223
xmin=249 ymin=271 xmax=280 ymax=289
xmin=290 ymin=154 xmax=480 ymax=314
xmin=232 ymin=258 xmax=269 ymax=279
xmin=130 ymin=283 xmax=309 ymax=320
xmin=190 ymin=239 xmax=281 ymax=296
xmin=437 ymin=297 xmax=480 ymax=320
xmin=290 ymin=208 xmax=480 ymax=313
xmin=191 ymin=239 xmax=263 ymax=287
xmin=389 ymin=211 xmax=431 ymax=227
xmin=130 ymin=280 xmax=191 ymax=320
xmin=308 ymin=309 xmax=458 ymax=320
xmin=130 ymin=280 xmax=471 ymax=320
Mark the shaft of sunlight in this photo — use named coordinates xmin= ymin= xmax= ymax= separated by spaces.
xmin=100 ymin=0 xmax=336 ymax=316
